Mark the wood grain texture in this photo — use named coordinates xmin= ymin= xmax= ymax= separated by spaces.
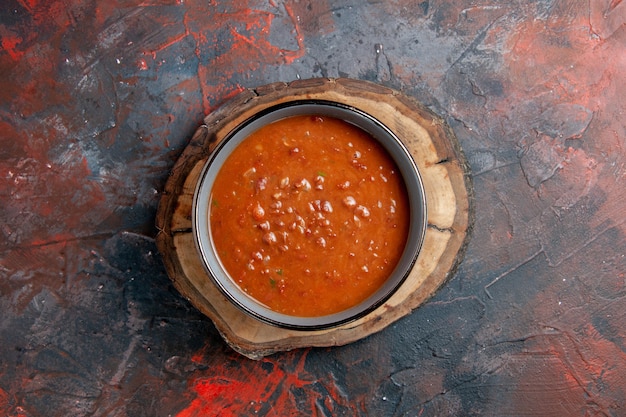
xmin=155 ymin=78 xmax=473 ymax=359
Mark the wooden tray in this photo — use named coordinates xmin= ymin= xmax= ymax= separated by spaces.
xmin=156 ymin=78 xmax=473 ymax=359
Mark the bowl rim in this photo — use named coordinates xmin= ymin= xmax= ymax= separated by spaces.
xmin=192 ymin=100 xmax=427 ymax=330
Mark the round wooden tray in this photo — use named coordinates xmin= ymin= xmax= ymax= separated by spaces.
xmin=156 ymin=78 xmax=473 ymax=359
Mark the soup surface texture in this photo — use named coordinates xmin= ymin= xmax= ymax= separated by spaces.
xmin=209 ymin=115 xmax=410 ymax=317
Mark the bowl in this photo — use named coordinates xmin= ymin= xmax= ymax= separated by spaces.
xmin=193 ymin=100 xmax=427 ymax=330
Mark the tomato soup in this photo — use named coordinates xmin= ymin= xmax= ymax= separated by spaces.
xmin=209 ymin=115 xmax=410 ymax=317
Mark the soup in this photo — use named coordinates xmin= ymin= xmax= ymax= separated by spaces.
xmin=209 ymin=115 xmax=410 ymax=317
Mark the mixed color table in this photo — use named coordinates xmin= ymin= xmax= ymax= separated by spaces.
xmin=1 ymin=1 xmax=625 ymax=415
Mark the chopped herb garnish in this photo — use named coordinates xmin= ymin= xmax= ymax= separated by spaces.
xmin=276 ymin=269 xmax=283 ymax=276
xmin=317 ymin=171 xmax=327 ymax=177
xmin=269 ymin=278 xmax=276 ymax=287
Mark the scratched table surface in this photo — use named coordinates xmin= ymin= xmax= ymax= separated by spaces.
xmin=1 ymin=1 xmax=625 ymax=416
